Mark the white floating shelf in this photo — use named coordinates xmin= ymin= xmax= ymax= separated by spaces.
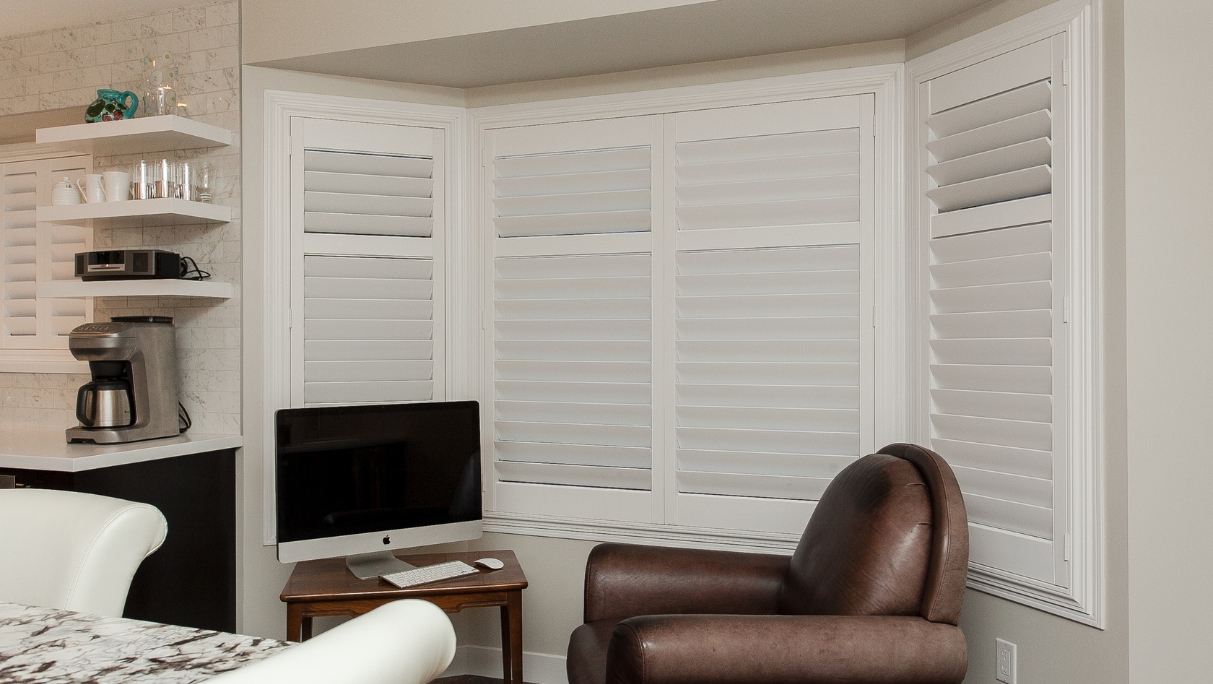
xmin=38 ymin=279 xmax=232 ymax=299
xmin=35 ymin=115 xmax=232 ymax=155
xmin=37 ymin=198 xmax=231 ymax=228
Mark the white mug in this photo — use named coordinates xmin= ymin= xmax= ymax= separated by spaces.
xmin=102 ymin=171 xmax=131 ymax=202
xmin=76 ymin=174 xmax=105 ymax=203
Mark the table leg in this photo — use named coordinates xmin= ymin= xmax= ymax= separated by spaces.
xmin=499 ymin=591 xmax=523 ymax=684
xmin=286 ymin=603 xmax=303 ymax=643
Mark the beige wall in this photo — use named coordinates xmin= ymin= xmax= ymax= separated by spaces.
xmin=905 ymin=0 xmax=1057 ymax=60
xmin=240 ymin=0 xmax=710 ymax=65
xmin=1124 ymin=0 xmax=1213 ymax=681
xmin=463 ymin=40 xmax=905 ymax=107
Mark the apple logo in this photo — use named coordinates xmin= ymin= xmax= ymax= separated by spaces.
xmin=382 ymin=535 xmax=390 ymax=545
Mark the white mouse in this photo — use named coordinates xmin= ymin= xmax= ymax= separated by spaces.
xmin=473 ymin=557 xmax=505 ymax=571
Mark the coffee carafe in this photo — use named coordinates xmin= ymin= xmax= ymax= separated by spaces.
xmin=76 ymin=377 xmax=133 ymax=428
xmin=66 ymin=316 xmax=180 ymax=444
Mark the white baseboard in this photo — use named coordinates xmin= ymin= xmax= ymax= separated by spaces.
xmin=441 ymin=644 xmax=568 ymax=684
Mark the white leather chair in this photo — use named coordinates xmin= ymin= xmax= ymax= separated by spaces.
xmin=208 ymin=599 xmax=457 ymax=684
xmin=0 ymin=488 xmax=167 ymax=617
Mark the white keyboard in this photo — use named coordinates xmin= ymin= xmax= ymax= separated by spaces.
xmin=381 ymin=560 xmax=478 ymax=589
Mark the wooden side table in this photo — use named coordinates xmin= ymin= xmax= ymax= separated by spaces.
xmin=280 ymin=550 xmax=528 ymax=683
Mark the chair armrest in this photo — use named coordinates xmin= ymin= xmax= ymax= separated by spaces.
xmin=207 ymin=600 xmax=456 ymax=684
xmin=584 ymin=543 xmax=790 ymax=623
xmin=606 ymin=614 xmax=967 ymax=684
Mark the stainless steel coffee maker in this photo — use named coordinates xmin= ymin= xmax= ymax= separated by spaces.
xmin=66 ymin=316 xmax=180 ymax=444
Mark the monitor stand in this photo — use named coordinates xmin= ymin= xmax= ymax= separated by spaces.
xmin=345 ymin=551 xmax=416 ymax=580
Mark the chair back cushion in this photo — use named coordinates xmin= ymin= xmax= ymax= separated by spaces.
xmin=777 ymin=453 xmax=933 ymax=618
xmin=0 ymin=489 xmax=167 ymax=617
xmin=878 ymin=443 xmax=969 ymax=624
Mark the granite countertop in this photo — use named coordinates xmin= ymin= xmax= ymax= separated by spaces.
xmin=0 ymin=427 xmax=242 ymax=472
xmin=0 ymin=602 xmax=289 ymax=683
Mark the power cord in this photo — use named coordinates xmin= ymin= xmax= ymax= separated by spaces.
xmin=178 ymin=401 xmax=192 ymax=432
xmin=179 ymin=256 xmax=211 ymax=281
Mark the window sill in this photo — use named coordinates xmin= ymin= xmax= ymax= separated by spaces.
xmin=0 ymin=350 xmax=88 ymax=374
xmin=967 ymin=562 xmax=1101 ymax=628
xmin=483 ymin=511 xmax=802 ymax=555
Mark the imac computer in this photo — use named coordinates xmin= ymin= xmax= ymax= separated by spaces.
xmin=275 ymin=401 xmax=482 ymax=579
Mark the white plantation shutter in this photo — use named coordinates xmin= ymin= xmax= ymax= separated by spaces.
xmin=671 ymin=96 xmax=874 ymax=534
xmin=0 ymin=156 xmax=91 ymax=349
xmin=919 ymin=36 xmax=1068 ymax=583
xmin=290 ymin=117 xmax=444 ymax=406
xmin=485 ymin=116 xmax=659 ymax=522
xmin=1 ymin=164 xmax=38 ymax=340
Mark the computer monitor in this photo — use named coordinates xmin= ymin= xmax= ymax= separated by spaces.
xmin=275 ymin=401 xmax=482 ymax=578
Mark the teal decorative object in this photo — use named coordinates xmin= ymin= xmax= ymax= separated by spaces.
xmin=85 ymin=89 xmax=138 ymax=122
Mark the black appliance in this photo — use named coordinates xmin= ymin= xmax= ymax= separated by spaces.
xmin=74 ymin=250 xmax=182 ymax=281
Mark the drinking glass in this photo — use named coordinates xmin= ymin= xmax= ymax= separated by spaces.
xmin=197 ymin=161 xmax=213 ymax=203
xmin=131 ymin=160 xmax=153 ymax=199
xmin=177 ymin=162 xmax=195 ymax=201
xmin=154 ymin=158 xmax=172 ymax=199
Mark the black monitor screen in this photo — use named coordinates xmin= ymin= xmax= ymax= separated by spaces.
xmin=275 ymin=401 xmax=481 ymax=544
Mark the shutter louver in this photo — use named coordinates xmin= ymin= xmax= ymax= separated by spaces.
xmin=924 ymin=80 xmax=1052 ymax=214
xmin=928 ymin=223 xmax=1055 ymax=540
xmin=486 ymin=116 xmax=658 ymax=521
xmin=676 ymin=129 xmax=861 ymax=231
xmin=47 ymin=223 xmax=89 ymax=336
xmin=1 ymin=166 xmax=38 ymax=338
xmin=292 ymin=118 xmax=444 ymax=408
xmin=494 ymin=253 xmax=652 ymax=491
xmin=493 ymin=147 xmax=651 ymax=238
xmin=302 ymin=255 xmax=434 ymax=404
xmin=1 ymin=157 xmax=91 ymax=347
xmin=45 ymin=157 xmax=91 ymax=339
xmin=675 ymin=245 xmax=861 ymax=502
xmin=303 ymin=150 xmax=433 ymax=238
xmin=670 ymin=96 xmax=874 ymax=534
xmin=920 ymin=37 xmax=1065 ymax=582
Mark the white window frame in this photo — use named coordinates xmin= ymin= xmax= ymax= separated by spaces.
xmin=260 ymin=91 xmax=465 ymax=544
xmin=0 ymin=147 xmax=93 ymax=374
xmin=468 ymin=66 xmax=905 ymax=554
xmin=907 ymin=0 xmax=1104 ymax=626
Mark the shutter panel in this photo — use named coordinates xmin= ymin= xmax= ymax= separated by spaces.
xmin=1 ymin=163 xmax=38 ymax=340
xmin=302 ymin=255 xmax=434 ymax=403
xmin=291 ymin=118 xmax=444 ymax=407
xmin=920 ymin=36 xmax=1067 ymax=583
xmin=486 ymin=116 xmax=658 ymax=522
xmin=304 ymin=150 xmax=434 ymax=237
xmin=44 ymin=157 xmax=91 ymax=339
xmin=1 ymin=156 xmax=91 ymax=348
xmin=672 ymin=96 xmax=874 ymax=534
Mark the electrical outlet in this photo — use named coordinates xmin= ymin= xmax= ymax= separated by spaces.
xmin=996 ymin=638 xmax=1017 ymax=684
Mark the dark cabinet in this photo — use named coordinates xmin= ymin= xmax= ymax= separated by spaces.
xmin=0 ymin=448 xmax=236 ymax=632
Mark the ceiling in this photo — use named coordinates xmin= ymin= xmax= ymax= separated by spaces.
xmin=253 ymin=0 xmax=993 ymax=88
xmin=0 ymin=0 xmax=215 ymax=39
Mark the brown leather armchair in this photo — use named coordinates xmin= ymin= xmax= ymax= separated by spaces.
xmin=567 ymin=443 xmax=969 ymax=684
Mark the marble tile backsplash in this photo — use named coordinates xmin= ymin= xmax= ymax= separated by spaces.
xmin=0 ymin=1 xmax=242 ymax=435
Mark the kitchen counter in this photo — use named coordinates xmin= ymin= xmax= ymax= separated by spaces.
xmin=0 ymin=428 xmax=241 ymax=631
xmin=0 ymin=427 xmax=241 ymax=472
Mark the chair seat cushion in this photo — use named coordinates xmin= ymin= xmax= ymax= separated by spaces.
xmin=567 ymin=619 xmax=617 ymax=684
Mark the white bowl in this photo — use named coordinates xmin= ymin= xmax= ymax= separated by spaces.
xmin=51 ymin=188 xmax=82 ymax=205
